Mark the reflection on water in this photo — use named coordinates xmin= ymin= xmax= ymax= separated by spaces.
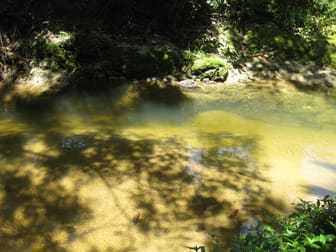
xmin=0 ymin=81 xmax=335 ymax=251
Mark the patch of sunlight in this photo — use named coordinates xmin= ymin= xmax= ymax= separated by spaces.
xmin=58 ymin=169 xmax=83 ymax=192
xmin=52 ymin=230 xmax=68 ymax=244
xmin=274 ymin=35 xmax=285 ymax=44
xmin=192 ymin=110 xmax=265 ymax=135
xmin=81 ymin=147 xmax=98 ymax=159
xmin=0 ymin=119 xmax=28 ymax=136
xmin=51 ymin=113 xmax=98 ymax=135
xmin=45 ymin=30 xmax=72 ymax=45
xmin=16 ymin=164 xmax=48 ymax=186
xmin=14 ymin=81 xmax=49 ymax=96
xmin=23 ymin=137 xmax=60 ymax=157
xmin=114 ymin=88 xmax=139 ymax=109
xmin=119 ymin=126 xmax=189 ymax=140
xmin=261 ymin=124 xmax=336 ymax=203
xmin=13 ymin=67 xmax=63 ymax=98
xmin=91 ymin=114 xmax=116 ymax=125
xmin=300 ymin=145 xmax=336 ymax=201
xmin=13 ymin=206 xmax=31 ymax=227
xmin=94 ymin=131 xmax=113 ymax=141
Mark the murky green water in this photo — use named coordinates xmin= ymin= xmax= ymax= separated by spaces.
xmin=0 ymin=80 xmax=336 ymax=251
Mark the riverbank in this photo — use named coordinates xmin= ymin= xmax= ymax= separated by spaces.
xmin=178 ymin=57 xmax=336 ymax=88
xmin=2 ymin=51 xmax=336 ymax=103
xmin=1 ymin=6 xmax=336 ymax=100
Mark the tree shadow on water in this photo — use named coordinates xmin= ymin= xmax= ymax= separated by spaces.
xmin=38 ymin=131 xmax=289 ymax=250
xmin=0 ymin=122 xmax=290 ymax=251
xmin=0 ymin=130 xmax=93 ymax=251
xmin=0 ymin=170 xmax=91 ymax=251
xmin=134 ymin=80 xmax=190 ymax=106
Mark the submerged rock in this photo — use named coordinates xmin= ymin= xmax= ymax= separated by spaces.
xmin=61 ymin=135 xmax=87 ymax=149
xmin=239 ymin=218 xmax=259 ymax=235
xmin=217 ymin=146 xmax=249 ymax=159
xmin=183 ymin=166 xmax=202 ymax=181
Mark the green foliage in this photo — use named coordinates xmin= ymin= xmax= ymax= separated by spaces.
xmin=73 ymin=31 xmax=182 ymax=80
xmin=187 ymin=245 xmax=206 ymax=252
xmin=215 ymin=0 xmax=336 ymax=66
xmin=187 ymin=232 xmax=225 ymax=252
xmin=234 ymin=195 xmax=336 ymax=252
xmin=207 ymin=231 xmax=225 ymax=252
xmin=218 ymin=0 xmax=336 ymax=35
xmin=234 ymin=221 xmax=281 ymax=252
xmin=34 ymin=32 xmax=78 ymax=72
xmin=2 ymin=0 xmax=336 ymax=83
xmin=244 ymin=24 xmax=325 ymax=62
xmin=0 ymin=0 xmax=212 ymax=44
xmin=323 ymin=34 xmax=336 ymax=68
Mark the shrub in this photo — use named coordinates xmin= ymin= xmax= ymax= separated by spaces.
xmin=234 ymin=195 xmax=336 ymax=252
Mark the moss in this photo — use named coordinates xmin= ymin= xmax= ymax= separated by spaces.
xmin=190 ymin=53 xmax=229 ymax=80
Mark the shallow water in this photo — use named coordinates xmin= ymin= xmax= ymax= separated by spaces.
xmin=0 ymin=80 xmax=335 ymax=251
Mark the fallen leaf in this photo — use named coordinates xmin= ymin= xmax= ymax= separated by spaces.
xmin=228 ymin=209 xmax=239 ymax=219
xmin=133 ymin=212 xmax=141 ymax=224
xmin=196 ymin=224 xmax=206 ymax=232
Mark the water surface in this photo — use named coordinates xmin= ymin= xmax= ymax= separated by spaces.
xmin=0 ymin=80 xmax=335 ymax=251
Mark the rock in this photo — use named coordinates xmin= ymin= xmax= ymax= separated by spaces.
xmin=216 ymin=146 xmax=249 ymax=159
xmin=214 ymin=71 xmax=228 ymax=82
xmin=277 ymin=62 xmax=336 ymax=87
xmin=178 ymin=79 xmax=198 ymax=88
xmin=239 ymin=218 xmax=259 ymax=235
xmin=184 ymin=166 xmax=201 ymax=181
xmin=61 ymin=135 xmax=87 ymax=149
xmin=226 ymin=69 xmax=250 ymax=84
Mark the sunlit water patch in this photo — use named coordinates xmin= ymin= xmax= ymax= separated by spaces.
xmin=0 ymin=81 xmax=335 ymax=251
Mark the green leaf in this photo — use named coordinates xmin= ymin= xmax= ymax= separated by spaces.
xmin=59 ymin=31 xmax=69 ymax=36
xmin=319 ymin=234 xmax=327 ymax=245
xmin=329 ymin=221 xmax=336 ymax=230
xmin=325 ymin=234 xmax=336 ymax=242
xmin=298 ymin=246 xmax=307 ymax=252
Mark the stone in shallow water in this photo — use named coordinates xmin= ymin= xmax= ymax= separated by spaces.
xmin=217 ymin=146 xmax=249 ymax=159
xmin=239 ymin=218 xmax=259 ymax=235
xmin=178 ymin=79 xmax=198 ymax=88
xmin=61 ymin=135 xmax=87 ymax=149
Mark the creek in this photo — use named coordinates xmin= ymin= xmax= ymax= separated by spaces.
xmin=0 ymin=80 xmax=335 ymax=251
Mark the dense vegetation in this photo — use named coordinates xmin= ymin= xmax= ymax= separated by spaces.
xmin=188 ymin=195 xmax=336 ymax=252
xmin=1 ymin=0 xmax=336 ymax=90
xmin=234 ymin=195 xmax=336 ymax=252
